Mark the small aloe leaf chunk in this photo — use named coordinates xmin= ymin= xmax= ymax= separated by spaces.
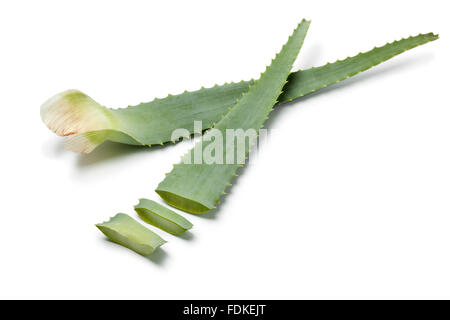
xmin=96 ymin=213 xmax=166 ymax=255
xmin=134 ymin=198 xmax=193 ymax=235
xmin=40 ymin=33 xmax=437 ymax=153
xmin=156 ymin=20 xmax=310 ymax=213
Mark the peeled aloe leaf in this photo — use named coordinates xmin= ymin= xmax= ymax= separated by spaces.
xmin=134 ymin=198 xmax=193 ymax=235
xmin=155 ymin=20 xmax=310 ymax=213
xmin=96 ymin=213 xmax=166 ymax=255
xmin=40 ymin=33 xmax=438 ymax=153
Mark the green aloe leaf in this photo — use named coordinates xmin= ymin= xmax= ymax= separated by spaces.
xmin=96 ymin=213 xmax=166 ymax=255
xmin=278 ymin=32 xmax=438 ymax=102
xmin=40 ymin=33 xmax=438 ymax=153
xmin=134 ymin=198 xmax=193 ymax=235
xmin=155 ymin=20 xmax=310 ymax=213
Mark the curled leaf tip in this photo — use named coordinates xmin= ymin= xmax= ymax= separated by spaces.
xmin=63 ymin=128 xmax=144 ymax=153
xmin=40 ymin=89 xmax=113 ymax=137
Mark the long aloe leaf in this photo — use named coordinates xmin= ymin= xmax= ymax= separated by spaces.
xmin=40 ymin=33 xmax=437 ymax=153
xmin=155 ymin=20 xmax=310 ymax=213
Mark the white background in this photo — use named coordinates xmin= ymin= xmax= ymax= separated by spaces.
xmin=0 ymin=0 xmax=448 ymax=299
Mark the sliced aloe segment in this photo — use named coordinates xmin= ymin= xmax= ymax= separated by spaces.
xmin=96 ymin=213 xmax=166 ymax=255
xmin=134 ymin=198 xmax=193 ymax=235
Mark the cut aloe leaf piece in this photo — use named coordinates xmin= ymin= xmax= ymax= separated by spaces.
xmin=134 ymin=198 xmax=193 ymax=235
xmin=40 ymin=32 xmax=438 ymax=153
xmin=96 ymin=213 xmax=166 ymax=255
xmin=156 ymin=20 xmax=310 ymax=213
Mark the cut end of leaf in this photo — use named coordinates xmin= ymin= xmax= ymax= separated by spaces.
xmin=40 ymin=89 xmax=114 ymax=136
xmin=62 ymin=129 xmax=143 ymax=153
xmin=155 ymin=189 xmax=211 ymax=214
xmin=63 ymin=132 xmax=103 ymax=154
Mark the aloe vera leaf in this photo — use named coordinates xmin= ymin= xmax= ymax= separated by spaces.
xmin=42 ymin=83 xmax=254 ymax=153
xmin=134 ymin=198 xmax=193 ymax=235
xmin=40 ymin=33 xmax=438 ymax=153
xmin=96 ymin=213 xmax=166 ymax=255
xmin=155 ymin=20 xmax=310 ymax=213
